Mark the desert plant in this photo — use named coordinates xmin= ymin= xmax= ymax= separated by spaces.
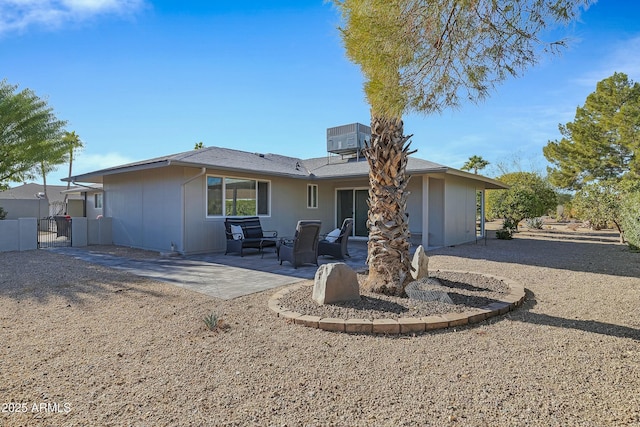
xmin=572 ymin=181 xmax=620 ymax=230
xmin=525 ymin=217 xmax=544 ymax=229
xmin=495 ymin=229 xmax=512 ymax=239
xmin=203 ymin=312 xmax=221 ymax=331
xmin=620 ymin=191 xmax=640 ymax=250
xmin=496 ymin=218 xmax=517 ymax=240
xmin=487 ymin=172 xmax=557 ymax=227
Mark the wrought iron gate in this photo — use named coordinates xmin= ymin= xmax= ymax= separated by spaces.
xmin=38 ymin=216 xmax=72 ymax=248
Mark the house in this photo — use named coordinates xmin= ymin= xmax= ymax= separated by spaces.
xmin=61 ymin=184 xmax=104 ymax=219
xmin=0 ymin=182 xmax=103 ymax=220
xmin=65 ymin=123 xmax=507 ymax=254
xmin=0 ymin=183 xmax=72 ymax=219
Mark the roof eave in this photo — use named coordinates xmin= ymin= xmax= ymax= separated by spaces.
xmin=444 ymin=168 xmax=509 ymax=189
xmin=65 ymin=159 xmax=312 ymax=183
xmin=64 ymin=160 xmax=172 ymax=183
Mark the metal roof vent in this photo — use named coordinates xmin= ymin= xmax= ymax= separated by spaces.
xmin=327 ymin=123 xmax=371 ymax=156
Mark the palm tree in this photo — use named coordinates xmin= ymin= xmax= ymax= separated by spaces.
xmin=334 ymin=0 xmax=589 ymax=295
xmin=61 ymin=131 xmax=84 ymax=208
xmin=38 ymin=160 xmax=55 ymax=200
xmin=461 ymin=155 xmax=490 ymax=174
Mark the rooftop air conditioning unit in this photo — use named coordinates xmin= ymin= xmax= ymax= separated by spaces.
xmin=326 ymin=123 xmax=371 ymax=155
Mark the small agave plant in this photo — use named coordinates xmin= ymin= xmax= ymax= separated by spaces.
xmin=203 ymin=312 xmax=221 ymax=331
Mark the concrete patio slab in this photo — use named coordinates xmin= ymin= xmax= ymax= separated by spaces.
xmin=50 ymin=241 xmax=371 ymax=300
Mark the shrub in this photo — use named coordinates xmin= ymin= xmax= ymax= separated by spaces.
xmin=525 ymin=217 xmax=544 ymax=229
xmin=620 ymin=191 xmax=640 ymax=250
xmin=0 ymin=206 xmax=6 ymax=220
xmin=572 ymin=182 xmax=620 ymax=230
xmin=496 ymin=218 xmax=517 ymax=240
xmin=496 ymin=229 xmax=512 ymax=239
xmin=487 ymin=172 xmax=557 ymax=226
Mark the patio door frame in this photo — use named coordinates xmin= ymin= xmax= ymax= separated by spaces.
xmin=335 ymin=187 xmax=369 ymax=238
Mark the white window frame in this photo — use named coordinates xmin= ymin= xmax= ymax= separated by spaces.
xmin=307 ymin=184 xmax=318 ymax=209
xmin=94 ymin=193 xmax=103 ymax=209
xmin=206 ymin=174 xmax=271 ymax=218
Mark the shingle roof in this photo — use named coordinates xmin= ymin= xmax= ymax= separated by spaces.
xmin=0 ymin=183 xmax=82 ymax=202
xmin=303 ymin=155 xmax=448 ymax=179
xmin=66 ymin=146 xmax=507 ymax=189
xmin=170 ymin=147 xmax=310 ymax=177
xmin=67 ymin=147 xmax=311 ymax=181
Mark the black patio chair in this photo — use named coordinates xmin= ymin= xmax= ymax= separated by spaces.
xmin=278 ymin=220 xmax=322 ymax=268
xmin=318 ymin=218 xmax=353 ymax=260
xmin=224 ymin=216 xmax=277 ymax=257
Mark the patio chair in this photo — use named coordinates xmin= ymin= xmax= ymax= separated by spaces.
xmin=224 ymin=216 xmax=278 ymax=257
xmin=278 ymin=220 xmax=322 ymax=268
xmin=318 ymin=218 xmax=353 ymax=260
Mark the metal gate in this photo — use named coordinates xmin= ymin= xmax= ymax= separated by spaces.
xmin=38 ymin=216 xmax=72 ymax=248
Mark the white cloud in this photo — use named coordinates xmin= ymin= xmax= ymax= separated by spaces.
xmin=573 ymin=36 xmax=640 ymax=87
xmin=0 ymin=0 xmax=145 ymax=35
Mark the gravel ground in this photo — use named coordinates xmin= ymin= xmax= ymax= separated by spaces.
xmin=1 ymin=229 xmax=639 ymax=426
xmin=279 ymin=271 xmax=511 ymax=320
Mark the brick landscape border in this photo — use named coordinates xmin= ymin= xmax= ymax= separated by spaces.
xmin=268 ymin=270 xmax=526 ymax=334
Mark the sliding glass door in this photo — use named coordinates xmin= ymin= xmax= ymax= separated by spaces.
xmin=336 ymin=188 xmax=369 ymax=237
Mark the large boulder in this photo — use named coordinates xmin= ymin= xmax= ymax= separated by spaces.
xmin=312 ymin=263 xmax=360 ymax=305
xmin=411 ymin=245 xmax=429 ymax=280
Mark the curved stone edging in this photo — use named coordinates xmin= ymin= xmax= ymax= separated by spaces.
xmin=268 ymin=270 xmax=526 ymax=335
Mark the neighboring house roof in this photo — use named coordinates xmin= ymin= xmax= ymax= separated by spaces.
xmin=60 ymin=183 xmax=103 ymax=195
xmin=65 ymin=146 xmax=508 ymax=189
xmin=0 ymin=183 xmax=83 ymax=202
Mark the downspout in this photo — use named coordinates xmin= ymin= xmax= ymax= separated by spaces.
xmin=181 ymin=167 xmax=207 ymax=254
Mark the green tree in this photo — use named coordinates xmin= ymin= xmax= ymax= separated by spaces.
xmin=334 ymin=0 xmax=589 ymax=295
xmin=620 ymin=191 xmax=640 ymax=250
xmin=461 ymin=155 xmax=490 ymax=174
xmin=63 ymin=131 xmax=83 ymax=186
xmin=194 ymin=141 xmax=205 ymax=149
xmin=556 ymin=192 xmax=573 ymax=220
xmin=61 ymin=131 xmax=84 ymax=208
xmin=487 ymin=172 xmax=557 ymax=228
xmin=35 ymin=131 xmax=83 ymax=200
xmin=37 ymin=160 xmax=57 ymax=200
xmin=572 ymin=180 xmax=625 ymax=241
xmin=543 ymin=72 xmax=640 ymax=191
xmin=0 ymin=79 xmax=68 ymax=190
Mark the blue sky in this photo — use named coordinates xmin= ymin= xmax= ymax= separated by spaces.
xmin=2 ymin=0 xmax=639 ymax=185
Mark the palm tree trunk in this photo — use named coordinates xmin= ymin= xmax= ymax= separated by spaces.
xmin=67 ymin=150 xmax=73 ymax=191
xmin=62 ymin=149 xmax=73 ymax=210
xmin=40 ymin=162 xmax=48 ymax=199
xmin=363 ymin=114 xmax=413 ymax=296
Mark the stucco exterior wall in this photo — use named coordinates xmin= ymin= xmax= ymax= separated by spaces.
xmin=182 ymin=168 xmax=340 ymax=255
xmin=269 ymin=178 xmax=335 ymax=235
xmin=443 ymin=175 xmax=478 ymax=246
xmin=67 ymin=199 xmax=84 ymax=217
xmin=428 ymin=177 xmax=445 ymax=247
xmin=0 ymin=199 xmax=48 ymax=220
xmin=405 ymin=177 xmax=423 ymax=236
xmin=104 ymin=168 xmax=183 ymax=253
xmin=86 ymin=191 xmax=104 ymax=219
xmin=184 ymin=171 xmax=397 ymax=254
xmin=0 ymin=218 xmax=37 ymax=252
